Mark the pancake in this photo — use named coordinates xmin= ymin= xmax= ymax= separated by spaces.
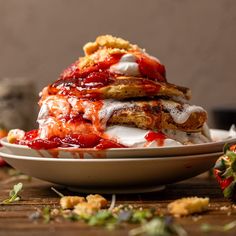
xmin=48 ymin=76 xmax=191 ymax=101
xmin=37 ymin=96 xmax=207 ymax=140
xmin=100 ymin=77 xmax=191 ymax=100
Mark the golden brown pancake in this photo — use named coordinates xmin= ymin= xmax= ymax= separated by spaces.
xmin=107 ymin=99 xmax=206 ymax=132
xmin=48 ymin=76 xmax=191 ymax=101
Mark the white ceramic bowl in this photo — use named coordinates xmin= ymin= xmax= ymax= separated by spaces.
xmin=0 ymin=146 xmax=222 ymax=193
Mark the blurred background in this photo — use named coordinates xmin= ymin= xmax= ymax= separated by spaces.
xmin=0 ymin=0 xmax=235 ymax=130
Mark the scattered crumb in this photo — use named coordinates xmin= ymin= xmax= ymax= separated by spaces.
xmin=86 ymin=194 xmax=108 ymax=208
xmin=50 ymin=208 xmax=60 ymax=217
xmin=73 ymin=202 xmax=100 ymax=216
xmin=220 ymin=206 xmax=230 ymax=211
xmin=192 ymin=215 xmax=202 ymax=222
xmin=60 ymin=196 xmax=85 ymax=209
xmin=167 ymin=197 xmax=209 ymax=217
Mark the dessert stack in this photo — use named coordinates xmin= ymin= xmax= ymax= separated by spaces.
xmin=8 ymin=35 xmax=211 ymax=149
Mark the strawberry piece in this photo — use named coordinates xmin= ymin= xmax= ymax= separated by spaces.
xmin=137 ymin=54 xmax=166 ymax=82
xmin=83 ymin=71 xmax=113 ymax=88
xmin=214 ymin=145 xmax=236 ymax=201
xmin=214 ymin=169 xmax=234 ymax=190
xmin=62 ymin=134 xmax=101 ymax=148
xmin=24 ymin=129 xmax=39 ymax=141
xmin=27 ymin=139 xmax=61 ymax=150
xmin=60 ymin=53 xmax=122 ymax=81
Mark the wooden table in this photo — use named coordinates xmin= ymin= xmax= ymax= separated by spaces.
xmin=0 ymin=167 xmax=235 ymax=236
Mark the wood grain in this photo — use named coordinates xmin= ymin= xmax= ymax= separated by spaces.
xmin=0 ymin=167 xmax=235 ymax=236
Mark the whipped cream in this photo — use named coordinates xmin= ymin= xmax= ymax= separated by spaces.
xmin=109 ymin=54 xmax=140 ymax=76
xmin=105 ymin=125 xmax=211 ymax=147
xmin=105 ymin=125 xmax=203 ymax=148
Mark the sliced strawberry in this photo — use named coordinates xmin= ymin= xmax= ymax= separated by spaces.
xmin=214 ymin=169 xmax=234 ymax=190
xmin=83 ymin=71 xmax=113 ymax=88
xmin=62 ymin=134 xmax=101 ymax=148
xmin=60 ymin=53 xmax=122 ymax=81
xmin=137 ymin=54 xmax=166 ymax=82
xmin=214 ymin=145 xmax=236 ymax=201
xmin=24 ymin=129 xmax=39 ymax=141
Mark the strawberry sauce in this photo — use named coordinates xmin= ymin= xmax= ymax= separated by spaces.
xmin=145 ymin=131 xmax=166 ymax=146
xmin=19 ymin=132 xmax=125 ymax=150
xmin=50 ymin=51 xmax=166 ymax=99
xmin=16 ymin=48 xmax=167 ymax=150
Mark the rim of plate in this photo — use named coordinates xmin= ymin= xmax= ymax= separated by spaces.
xmin=0 ymin=148 xmax=223 ymax=162
xmin=0 ymin=129 xmax=235 ymax=152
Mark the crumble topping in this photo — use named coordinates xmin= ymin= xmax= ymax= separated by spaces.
xmin=167 ymin=197 xmax=209 ymax=217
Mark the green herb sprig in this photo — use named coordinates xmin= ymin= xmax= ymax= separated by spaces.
xmin=201 ymin=220 xmax=236 ymax=233
xmin=1 ymin=182 xmax=23 ymax=204
xmin=129 ymin=217 xmax=187 ymax=236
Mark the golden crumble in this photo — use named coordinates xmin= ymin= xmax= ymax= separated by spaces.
xmin=86 ymin=194 xmax=108 ymax=208
xmin=83 ymin=34 xmax=137 ymax=55
xmin=60 ymin=196 xmax=85 ymax=209
xmin=167 ymin=197 xmax=209 ymax=217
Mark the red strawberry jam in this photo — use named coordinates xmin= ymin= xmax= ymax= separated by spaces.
xmin=145 ymin=131 xmax=166 ymax=146
xmin=137 ymin=55 xmax=166 ymax=82
xmin=95 ymin=139 xmax=126 ymax=150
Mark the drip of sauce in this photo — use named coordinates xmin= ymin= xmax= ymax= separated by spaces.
xmin=51 ymin=53 xmax=124 ymax=98
xmin=145 ymin=131 xmax=166 ymax=146
xmin=48 ymin=51 xmax=167 ymax=99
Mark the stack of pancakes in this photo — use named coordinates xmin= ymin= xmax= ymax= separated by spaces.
xmin=37 ymin=35 xmax=211 ymax=146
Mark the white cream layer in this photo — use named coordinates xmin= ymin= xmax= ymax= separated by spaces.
xmin=105 ymin=125 xmax=211 ymax=147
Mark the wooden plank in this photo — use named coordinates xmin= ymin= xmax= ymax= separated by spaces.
xmin=0 ymin=168 xmax=236 ymax=236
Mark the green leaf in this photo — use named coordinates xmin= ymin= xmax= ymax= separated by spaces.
xmin=223 ymin=220 xmax=236 ymax=231
xmin=88 ymin=210 xmax=115 ymax=226
xmin=226 ymin=150 xmax=236 ymax=163
xmin=223 ymin=180 xmax=236 ymax=198
xmin=131 ymin=209 xmax=154 ymax=223
xmin=232 ymin=161 xmax=236 ymax=172
xmin=42 ymin=206 xmax=51 ymax=223
xmin=223 ymin=143 xmax=231 ymax=154
xmin=222 ymin=167 xmax=233 ymax=178
xmin=201 ymin=223 xmax=215 ymax=233
xmin=201 ymin=221 xmax=236 ymax=232
xmin=129 ymin=217 xmax=187 ymax=236
xmin=1 ymin=183 xmax=23 ymax=204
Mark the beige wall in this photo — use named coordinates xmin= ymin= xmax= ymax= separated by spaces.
xmin=0 ymin=0 xmax=236 ymax=127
